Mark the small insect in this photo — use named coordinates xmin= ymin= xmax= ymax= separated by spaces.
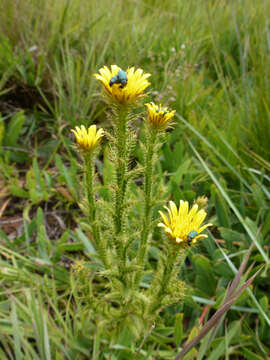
xmin=109 ymin=75 xmax=119 ymax=87
xmin=156 ymin=109 xmax=167 ymax=115
xmin=109 ymin=70 xmax=128 ymax=88
xmin=117 ymin=70 xmax=128 ymax=88
xmin=187 ymin=230 xmax=198 ymax=246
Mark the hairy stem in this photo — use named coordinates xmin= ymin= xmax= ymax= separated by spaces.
xmin=85 ymin=153 xmax=108 ymax=267
xmin=135 ymin=129 xmax=158 ymax=286
xmin=113 ymin=108 xmax=129 ymax=237
xmin=149 ymin=247 xmax=178 ymax=314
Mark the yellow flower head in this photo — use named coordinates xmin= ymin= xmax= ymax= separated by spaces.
xmin=158 ymin=200 xmax=212 ymax=246
xmin=94 ymin=65 xmax=151 ymax=105
xmin=145 ymin=102 xmax=175 ymax=129
xmin=71 ymin=125 xmax=104 ymax=151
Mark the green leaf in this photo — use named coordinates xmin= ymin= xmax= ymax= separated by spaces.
xmin=9 ymin=178 xmax=29 ymax=198
xmin=11 ymin=300 xmax=23 ymax=360
xmin=213 ymin=185 xmax=231 ymax=229
xmin=5 ymin=111 xmax=25 ymax=147
xmin=0 ymin=115 xmax=4 ymax=149
xmin=170 ymin=159 xmax=191 ymax=186
xmin=258 ymin=296 xmax=268 ymax=329
xmin=214 ymin=260 xmax=234 ymax=279
xmin=219 ymin=228 xmax=245 ymax=247
xmin=0 ymin=228 xmax=12 ymax=245
xmin=75 ymin=228 xmax=97 ymax=256
xmin=252 ymin=183 xmax=266 ymax=209
xmin=55 ymin=154 xmax=77 ymax=200
xmin=241 ymin=348 xmax=265 ymax=360
xmin=207 ymin=320 xmax=242 ymax=360
xmin=192 ymin=254 xmax=216 ymax=296
xmin=36 ymin=208 xmax=50 ymax=261
xmin=262 ymin=211 xmax=270 ymax=237
xmin=174 ymin=313 xmax=184 ymax=347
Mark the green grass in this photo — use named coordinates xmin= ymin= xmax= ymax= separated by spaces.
xmin=0 ymin=0 xmax=270 ymax=358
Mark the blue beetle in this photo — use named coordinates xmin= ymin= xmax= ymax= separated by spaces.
xmin=156 ymin=108 xmax=167 ymax=116
xmin=187 ymin=230 xmax=198 ymax=246
xmin=117 ymin=70 xmax=128 ymax=88
xmin=109 ymin=75 xmax=119 ymax=87
xmin=109 ymin=70 xmax=128 ymax=88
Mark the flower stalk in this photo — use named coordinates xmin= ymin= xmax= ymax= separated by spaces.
xmin=113 ymin=107 xmax=129 ymax=236
xmin=135 ymin=102 xmax=175 ymax=288
xmin=147 ymin=246 xmax=185 ymax=316
xmin=135 ymin=128 xmax=158 ymax=286
xmin=71 ymin=124 xmax=108 ymax=267
xmin=84 ymin=153 xmax=108 ymax=268
xmin=143 ymin=129 xmax=157 ymax=237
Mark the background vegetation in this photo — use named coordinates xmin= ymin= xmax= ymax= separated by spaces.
xmin=0 ymin=0 xmax=269 ymax=358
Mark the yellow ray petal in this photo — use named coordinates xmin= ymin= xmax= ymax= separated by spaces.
xmin=158 ymin=199 xmax=212 ymax=246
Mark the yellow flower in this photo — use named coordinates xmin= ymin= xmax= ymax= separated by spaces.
xmin=71 ymin=125 xmax=104 ymax=151
xmin=158 ymin=200 xmax=212 ymax=245
xmin=145 ymin=102 xmax=175 ymax=129
xmin=94 ymin=65 xmax=151 ymax=105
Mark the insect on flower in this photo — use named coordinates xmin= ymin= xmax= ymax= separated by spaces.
xmin=156 ymin=108 xmax=167 ymax=116
xmin=158 ymin=200 xmax=212 ymax=246
xmin=94 ymin=65 xmax=150 ymax=104
xmin=109 ymin=69 xmax=128 ymax=89
xmin=187 ymin=230 xmax=198 ymax=246
xmin=145 ymin=102 xmax=175 ymax=129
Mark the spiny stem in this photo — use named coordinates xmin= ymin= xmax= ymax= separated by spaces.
xmin=135 ymin=129 xmax=158 ymax=286
xmin=85 ymin=153 xmax=108 ymax=267
xmin=149 ymin=247 xmax=177 ymax=314
xmin=113 ymin=108 xmax=129 ymax=237
xmin=142 ymin=129 xmax=157 ymax=244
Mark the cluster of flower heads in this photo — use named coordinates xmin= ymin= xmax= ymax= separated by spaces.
xmin=93 ymin=64 xmax=176 ymax=130
xmin=71 ymin=64 xmax=211 ymax=246
xmin=71 ymin=64 xmax=176 ymax=152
